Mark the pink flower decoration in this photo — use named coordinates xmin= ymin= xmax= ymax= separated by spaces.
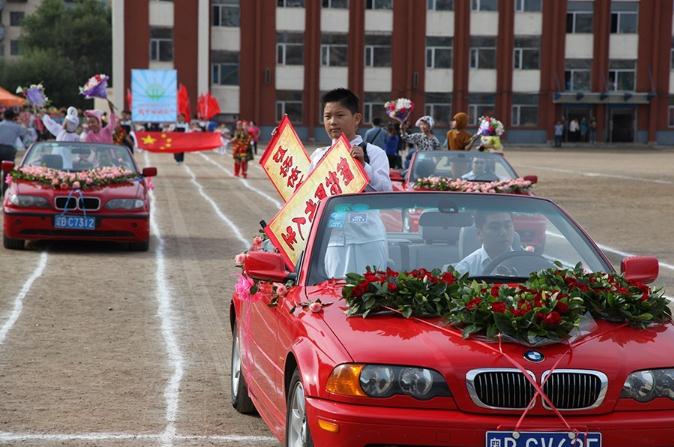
xmin=235 ymin=274 xmax=254 ymax=301
xmin=309 ymin=302 xmax=323 ymax=313
xmin=234 ymin=252 xmax=247 ymax=266
xmin=275 ymin=284 xmax=288 ymax=297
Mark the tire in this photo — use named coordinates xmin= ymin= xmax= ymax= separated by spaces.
xmin=231 ymin=322 xmax=256 ymax=414
xmin=285 ymin=369 xmax=314 ymax=447
xmin=3 ymin=234 xmax=24 ymax=250
xmin=128 ymin=239 xmax=150 ymax=251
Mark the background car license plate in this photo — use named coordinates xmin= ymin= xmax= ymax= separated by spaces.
xmin=54 ymin=215 xmax=96 ymax=230
xmin=486 ymin=431 xmax=601 ymax=447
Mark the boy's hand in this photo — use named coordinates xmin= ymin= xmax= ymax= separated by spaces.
xmin=350 ymin=145 xmax=365 ymax=164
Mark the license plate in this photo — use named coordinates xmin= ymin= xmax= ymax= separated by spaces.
xmin=486 ymin=431 xmax=601 ymax=447
xmin=54 ymin=215 xmax=96 ymax=230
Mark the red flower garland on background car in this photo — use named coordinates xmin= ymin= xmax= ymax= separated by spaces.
xmin=342 ymin=263 xmax=671 ymax=346
xmin=414 ymin=176 xmax=533 ymax=194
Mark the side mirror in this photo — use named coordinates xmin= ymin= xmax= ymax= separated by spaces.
xmin=142 ymin=167 xmax=157 ymax=177
xmin=1 ymin=160 xmax=15 ymax=172
xmin=523 ymin=175 xmax=538 ymax=184
xmin=621 ymin=256 xmax=659 ymax=284
xmin=389 ymin=169 xmax=403 ymax=182
xmin=244 ymin=251 xmax=293 ymax=283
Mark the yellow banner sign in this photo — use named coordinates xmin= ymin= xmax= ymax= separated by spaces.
xmin=259 ymin=115 xmax=312 ymax=201
xmin=265 ymin=135 xmax=369 ymax=268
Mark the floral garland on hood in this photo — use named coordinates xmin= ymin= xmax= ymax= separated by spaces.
xmin=414 ymin=177 xmax=533 ymax=194
xmin=8 ymin=166 xmax=138 ymax=190
xmin=342 ymin=263 xmax=671 ymax=346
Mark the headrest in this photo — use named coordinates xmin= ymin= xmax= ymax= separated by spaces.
xmin=419 ymin=211 xmax=474 ymax=228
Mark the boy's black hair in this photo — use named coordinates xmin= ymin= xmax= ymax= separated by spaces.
xmin=3 ymin=108 xmax=17 ymax=121
xmin=322 ymin=88 xmax=360 ymax=115
xmin=372 ymin=117 xmax=382 ymax=126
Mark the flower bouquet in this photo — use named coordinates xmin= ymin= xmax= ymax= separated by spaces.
xmin=16 ymin=84 xmax=48 ymax=109
xmin=476 ymin=116 xmax=505 ymax=153
xmin=80 ymin=74 xmax=110 ymax=99
xmin=385 ymin=98 xmax=414 ymax=124
xmin=8 ymin=166 xmax=137 ymax=190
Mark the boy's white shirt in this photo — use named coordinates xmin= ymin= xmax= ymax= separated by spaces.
xmin=309 ymin=134 xmax=392 ymax=192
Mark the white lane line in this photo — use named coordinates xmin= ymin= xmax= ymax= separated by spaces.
xmin=197 ymin=153 xmax=282 ymax=209
xmin=145 ymin=152 xmax=185 ymax=447
xmin=0 ymin=432 xmax=277 ymax=444
xmin=518 ymin=165 xmax=673 ymax=185
xmin=184 ymin=163 xmax=250 ymax=248
xmin=0 ymin=251 xmax=47 ymax=345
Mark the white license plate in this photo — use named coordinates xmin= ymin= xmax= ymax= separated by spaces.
xmin=486 ymin=431 xmax=601 ymax=447
xmin=54 ymin=215 xmax=96 ymax=230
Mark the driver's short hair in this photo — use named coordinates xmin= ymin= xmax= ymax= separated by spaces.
xmin=474 ymin=211 xmax=512 ymax=229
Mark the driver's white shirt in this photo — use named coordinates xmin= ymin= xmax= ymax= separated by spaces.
xmin=455 ymin=246 xmax=512 ymax=276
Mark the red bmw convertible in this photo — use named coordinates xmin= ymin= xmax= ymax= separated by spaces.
xmin=2 ymin=141 xmax=156 ymax=251
xmin=231 ymin=191 xmax=673 ymax=447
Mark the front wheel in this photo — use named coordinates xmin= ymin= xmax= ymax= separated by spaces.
xmin=231 ymin=322 xmax=256 ymax=414
xmin=285 ymin=369 xmax=314 ymax=447
xmin=3 ymin=234 xmax=24 ymax=250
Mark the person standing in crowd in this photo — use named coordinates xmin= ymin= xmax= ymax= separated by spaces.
xmin=0 ymin=108 xmax=29 ymax=195
xmin=41 ymin=106 xmax=80 ymax=142
xmin=568 ymin=118 xmax=579 ymax=142
xmin=447 ymin=112 xmax=472 ymax=150
xmin=580 ymin=117 xmax=588 ymax=142
xmin=81 ymin=100 xmax=117 ymax=144
xmin=384 ymin=123 xmax=403 ymax=169
xmin=232 ymin=120 xmax=252 ymax=178
xmin=553 ymin=121 xmax=564 ymax=148
xmin=364 ymin=117 xmax=388 ymax=150
xmin=589 ymin=117 xmax=597 ymax=144
xmin=170 ymin=113 xmax=190 ymax=165
xmin=402 ymin=115 xmax=440 ymax=169
xmin=248 ymin=120 xmax=260 ymax=155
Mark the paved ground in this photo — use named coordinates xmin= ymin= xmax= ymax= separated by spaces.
xmin=0 ymin=146 xmax=672 ymax=446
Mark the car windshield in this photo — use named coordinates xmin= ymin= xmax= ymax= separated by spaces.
xmin=22 ymin=142 xmax=137 ymax=173
xmin=307 ymin=192 xmax=610 ymax=285
xmin=409 ymin=151 xmax=518 ymax=183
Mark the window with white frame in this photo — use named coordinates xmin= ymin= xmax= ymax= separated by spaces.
xmin=212 ymin=0 xmax=239 ymax=27
xmin=150 ymin=27 xmax=173 ymax=62
xmin=471 ymin=0 xmax=498 ymax=11
xmin=610 ymin=1 xmax=638 ymax=33
xmin=321 ymin=34 xmax=348 ymax=67
xmin=211 ymin=51 xmax=239 ymax=85
xmin=427 ymin=0 xmax=453 ymax=10
xmin=276 ymin=91 xmax=303 ymax=122
xmin=366 ymin=0 xmax=392 ymax=9
xmin=515 ymin=0 xmax=541 ymax=12
xmin=513 ymin=36 xmax=539 ymax=69
xmin=363 ymin=92 xmax=389 ymax=124
xmin=322 ymin=0 xmax=348 ymax=7
xmin=426 ymin=36 xmax=452 ymax=69
xmin=470 ymin=36 xmax=496 ymax=69
xmin=511 ymin=94 xmax=538 ymax=127
xmin=277 ymin=0 xmax=304 ymax=7
xmin=9 ymin=11 xmax=25 ymax=26
xmin=468 ymin=93 xmax=496 ymax=126
xmin=608 ymin=59 xmax=636 ymax=91
xmin=424 ymin=92 xmax=452 ymax=128
xmin=277 ymin=32 xmax=304 ymax=65
xmin=668 ymin=97 xmax=674 ymax=127
xmin=566 ymin=1 xmax=593 ymax=33
xmin=9 ymin=40 xmax=20 ymax=56
xmin=364 ymin=34 xmax=392 ymax=67
xmin=564 ymin=59 xmax=591 ymax=91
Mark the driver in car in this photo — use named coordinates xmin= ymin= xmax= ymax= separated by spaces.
xmin=454 ymin=211 xmax=514 ymax=276
xmin=461 ymin=157 xmax=499 ymax=181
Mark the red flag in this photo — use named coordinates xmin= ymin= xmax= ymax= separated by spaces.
xmin=135 ymin=131 xmax=222 ymax=153
xmin=197 ymin=92 xmax=221 ymax=120
xmin=126 ymin=88 xmax=132 ymax=110
xmin=177 ymin=84 xmax=191 ymax=121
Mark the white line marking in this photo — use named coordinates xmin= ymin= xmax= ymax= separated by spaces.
xmin=184 ymin=163 xmax=249 ymax=248
xmin=0 ymin=432 xmax=277 ymax=444
xmin=0 ymin=251 xmax=47 ymax=345
xmin=518 ymin=165 xmax=674 ymax=185
xmin=145 ymin=152 xmax=185 ymax=447
xmin=197 ymin=153 xmax=282 ymax=209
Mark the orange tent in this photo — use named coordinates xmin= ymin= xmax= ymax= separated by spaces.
xmin=0 ymin=87 xmax=25 ymax=107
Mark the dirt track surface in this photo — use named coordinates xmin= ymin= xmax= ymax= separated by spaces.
xmin=1 ymin=147 xmax=673 ymax=446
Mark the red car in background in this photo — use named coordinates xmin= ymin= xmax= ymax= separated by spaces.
xmin=232 ymin=191 xmax=672 ymax=447
xmin=2 ymin=142 xmax=156 ymax=251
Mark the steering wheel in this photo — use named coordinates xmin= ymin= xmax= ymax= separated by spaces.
xmin=481 ymin=251 xmax=554 ymax=276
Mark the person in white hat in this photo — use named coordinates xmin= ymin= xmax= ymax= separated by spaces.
xmin=41 ymin=106 xmax=81 ymax=142
xmin=401 ymin=115 xmax=441 ymax=169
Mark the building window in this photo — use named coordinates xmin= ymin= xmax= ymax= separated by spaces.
xmin=277 ymin=32 xmax=304 ymax=65
xmin=363 ymin=92 xmax=389 ymax=124
xmin=9 ymin=11 xmax=25 ymax=26
xmin=608 ymin=59 xmax=636 ymax=91
xmin=468 ymin=93 xmax=496 ymax=126
xmin=610 ymin=1 xmax=638 ymax=34
xmin=668 ymin=97 xmax=674 ymax=127
xmin=425 ymin=92 xmax=452 ymax=128
xmin=276 ymin=91 xmax=303 ymax=123
xmin=150 ymin=27 xmax=173 ymax=62
xmin=427 ymin=0 xmax=453 ymax=10
xmin=321 ymin=34 xmax=348 ymax=67
xmin=426 ymin=36 xmax=452 ymax=69
xmin=471 ymin=0 xmax=498 ymax=11
xmin=9 ymin=40 xmax=21 ymax=56
xmin=366 ymin=0 xmax=392 ymax=9
xmin=364 ymin=34 xmax=391 ymax=67
xmin=513 ymin=36 xmax=539 ymax=70
xmin=671 ymin=43 xmax=674 ymax=69
xmin=212 ymin=0 xmax=240 ymax=27
xmin=511 ymin=94 xmax=538 ymax=127
xmin=277 ymin=0 xmax=304 ymax=7
xmin=322 ymin=0 xmax=348 ymax=7
xmin=211 ymin=51 xmax=239 ymax=85
xmin=515 ymin=0 xmax=541 ymax=12
xmin=566 ymin=1 xmax=593 ymax=33
xmin=470 ymin=36 xmax=496 ymax=69
xmin=564 ymin=59 xmax=591 ymax=91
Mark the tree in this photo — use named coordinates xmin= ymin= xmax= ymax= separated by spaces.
xmin=0 ymin=0 xmax=111 ymax=108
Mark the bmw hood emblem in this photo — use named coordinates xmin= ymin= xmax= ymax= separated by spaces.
xmin=524 ymin=350 xmax=544 ymax=362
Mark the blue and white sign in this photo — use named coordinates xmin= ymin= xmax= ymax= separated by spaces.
xmin=131 ymin=69 xmax=177 ymax=123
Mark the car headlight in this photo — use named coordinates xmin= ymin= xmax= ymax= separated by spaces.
xmin=326 ymin=364 xmax=451 ymax=400
xmin=8 ymin=194 xmax=49 ymax=208
xmin=106 ymin=199 xmax=145 ymax=210
xmin=621 ymin=369 xmax=674 ymax=402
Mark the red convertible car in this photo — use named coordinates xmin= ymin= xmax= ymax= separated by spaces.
xmin=2 ymin=141 xmax=156 ymax=251
xmin=231 ymin=192 xmax=673 ymax=447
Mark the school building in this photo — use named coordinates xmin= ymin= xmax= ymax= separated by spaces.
xmin=111 ymin=0 xmax=674 ymax=144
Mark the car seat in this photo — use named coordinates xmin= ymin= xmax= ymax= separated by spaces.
xmin=414 ymin=158 xmax=437 ymax=179
xmin=408 ymin=211 xmax=473 ymax=270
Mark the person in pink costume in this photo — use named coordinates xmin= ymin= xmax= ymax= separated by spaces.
xmin=81 ymin=100 xmax=117 ymax=144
